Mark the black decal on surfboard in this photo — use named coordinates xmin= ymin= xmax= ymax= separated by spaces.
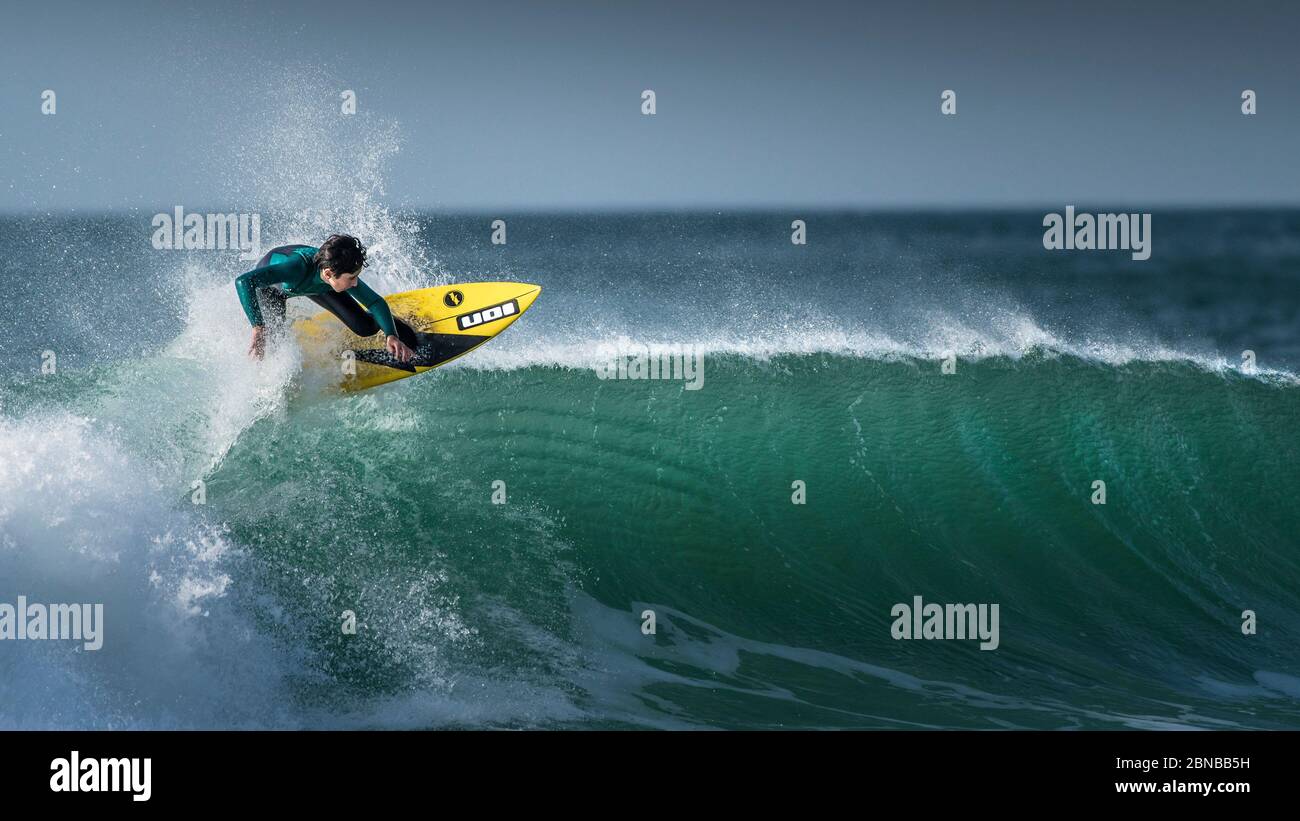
xmin=456 ymin=299 xmax=519 ymax=330
xmin=351 ymin=332 xmax=491 ymax=372
xmin=443 ymin=290 xmax=464 ymax=308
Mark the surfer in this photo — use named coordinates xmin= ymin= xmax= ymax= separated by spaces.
xmin=234 ymin=234 xmax=418 ymax=361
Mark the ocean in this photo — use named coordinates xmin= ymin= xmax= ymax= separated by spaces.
xmin=2 ymin=206 xmax=1299 ymax=729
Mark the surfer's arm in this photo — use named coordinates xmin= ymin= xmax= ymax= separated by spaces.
xmin=349 ymin=280 xmax=399 ymax=338
xmin=234 ymin=260 xmax=300 ymax=326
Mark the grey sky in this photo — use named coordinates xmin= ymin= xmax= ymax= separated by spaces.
xmin=2 ymin=0 xmax=1297 ymax=211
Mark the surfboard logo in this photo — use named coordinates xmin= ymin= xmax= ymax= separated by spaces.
xmin=457 ymin=299 xmax=519 ymax=330
xmin=444 ymin=290 xmax=465 ymax=308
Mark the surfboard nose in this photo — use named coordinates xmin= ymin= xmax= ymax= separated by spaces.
xmin=512 ymin=282 xmax=542 ymax=309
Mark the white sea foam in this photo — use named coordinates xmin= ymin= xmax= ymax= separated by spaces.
xmin=0 ymin=412 xmax=293 ymax=728
xmin=448 ymin=310 xmax=1300 ymax=384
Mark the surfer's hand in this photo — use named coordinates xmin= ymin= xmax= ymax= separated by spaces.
xmin=386 ymin=334 xmax=415 ymax=363
xmin=249 ymin=326 xmax=266 ymax=360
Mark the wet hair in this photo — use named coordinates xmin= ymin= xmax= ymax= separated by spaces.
xmin=314 ymin=234 xmax=367 ymax=276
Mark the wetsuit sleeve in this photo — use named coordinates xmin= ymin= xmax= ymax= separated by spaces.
xmin=234 ymin=260 xmax=300 ymax=326
xmin=349 ymin=280 xmax=399 ymax=338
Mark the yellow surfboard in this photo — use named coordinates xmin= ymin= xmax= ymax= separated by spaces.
xmin=293 ymin=281 xmax=541 ymax=392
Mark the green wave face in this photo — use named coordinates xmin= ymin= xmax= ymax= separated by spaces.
xmin=167 ymin=354 xmax=1298 ymax=728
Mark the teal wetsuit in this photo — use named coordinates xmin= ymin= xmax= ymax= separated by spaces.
xmin=234 ymin=244 xmax=400 ymax=337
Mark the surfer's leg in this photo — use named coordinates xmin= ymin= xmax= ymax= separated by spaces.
xmin=308 ymin=291 xmax=378 ymax=335
xmin=308 ymin=291 xmax=420 ymax=349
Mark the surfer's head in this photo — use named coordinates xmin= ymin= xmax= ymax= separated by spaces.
xmin=316 ymin=234 xmax=367 ymax=291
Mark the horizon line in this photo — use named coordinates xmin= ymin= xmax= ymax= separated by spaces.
xmin=4 ymin=201 xmax=1300 ymax=218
